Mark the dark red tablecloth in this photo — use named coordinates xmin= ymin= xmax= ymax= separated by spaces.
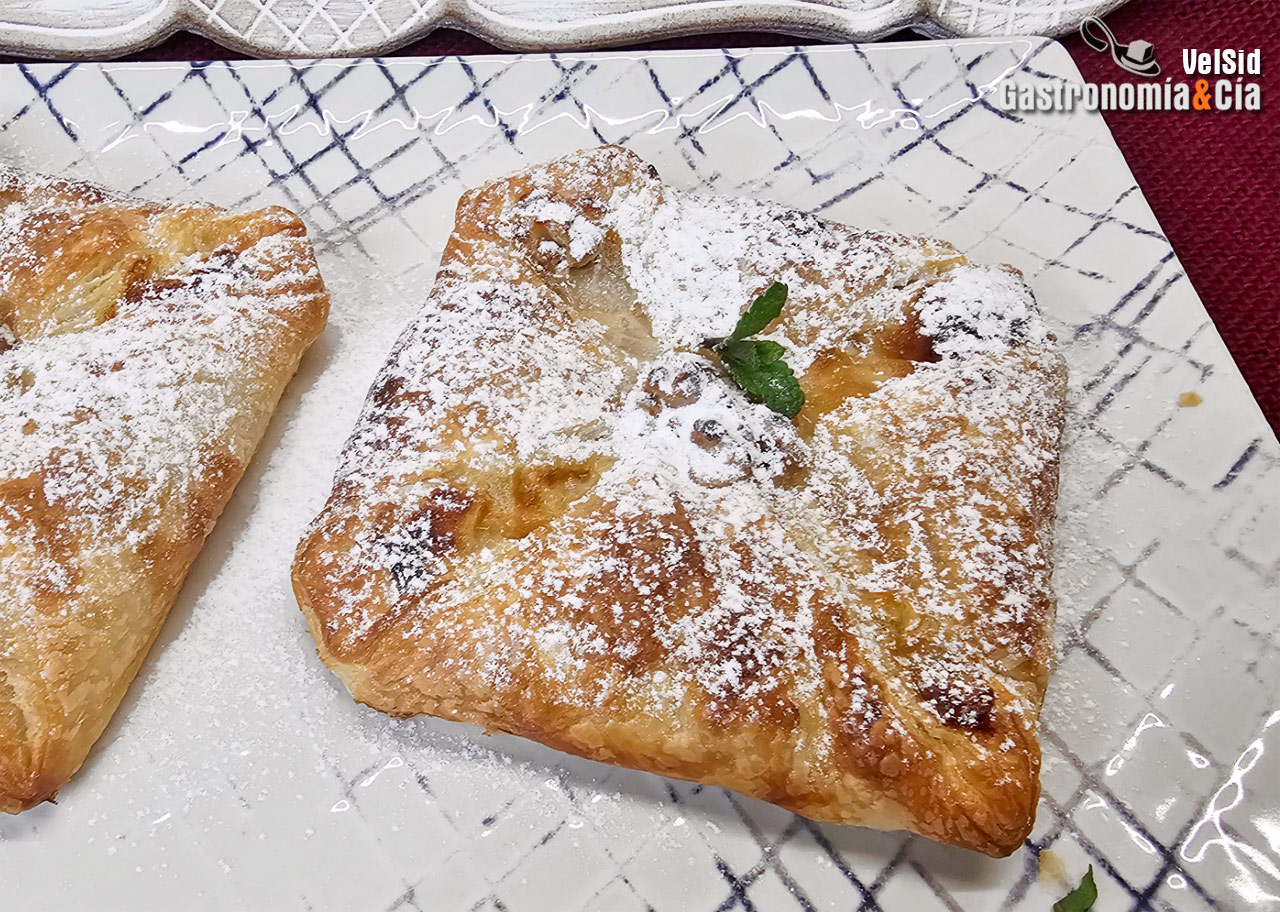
xmin=3 ymin=0 xmax=1276 ymax=429
xmin=1066 ymin=0 xmax=1279 ymax=433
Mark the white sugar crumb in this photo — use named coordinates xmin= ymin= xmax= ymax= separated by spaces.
xmin=916 ymin=264 xmax=1044 ymax=356
xmin=610 ymin=353 xmax=800 ymax=495
xmin=308 ymin=146 xmax=1065 ymax=769
xmin=507 ymin=186 xmax=606 ymax=263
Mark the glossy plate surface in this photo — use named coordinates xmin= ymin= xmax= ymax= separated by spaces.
xmin=0 ymin=42 xmax=1277 ymax=911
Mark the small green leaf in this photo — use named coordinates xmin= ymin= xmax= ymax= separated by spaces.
xmin=752 ymin=339 xmax=786 ymax=364
xmin=723 ymin=353 xmax=805 ymax=418
xmin=705 ymin=281 xmax=804 ymax=418
xmin=1053 ymin=866 xmax=1097 ymax=912
xmin=718 ymin=339 xmax=762 ymax=368
xmin=720 ymin=339 xmax=786 ymax=371
xmin=727 ymin=282 xmax=788 ymax=342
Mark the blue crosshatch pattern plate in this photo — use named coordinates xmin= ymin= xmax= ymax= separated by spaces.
xmin=0 ymin=40 xmax=1278 ymax=912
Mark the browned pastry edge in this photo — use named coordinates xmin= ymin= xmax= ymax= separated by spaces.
xmin=292 ymin=145 xmax=1065 ymax=856
xmin=0 ymin=172 xmax=330 ymax=813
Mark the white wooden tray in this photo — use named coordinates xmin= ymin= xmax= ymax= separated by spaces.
xmin=0 ymin=0 xmax=1128 ymax=59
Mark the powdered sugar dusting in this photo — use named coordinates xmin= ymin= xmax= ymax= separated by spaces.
xmin=0 ymin=167 xmax=326 ymax=643
xmin=916 ymin=264 xmax=1043 ymax=356
xmin=304 ymin=146 xmax=1065 ymax=774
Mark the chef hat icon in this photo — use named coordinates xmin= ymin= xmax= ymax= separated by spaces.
xmin=1081 ymin=16 xmax=1162 ymax=77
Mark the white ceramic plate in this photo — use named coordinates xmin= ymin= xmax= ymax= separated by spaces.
xmin=0 ymin=0 xmax=1131 ymax=59
xmin=1 ymin=41 xmax=1277 ymax=912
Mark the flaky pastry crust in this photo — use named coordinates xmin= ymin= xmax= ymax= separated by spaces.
xmin=0 ymin=168 xmax=329 ymax=812
xmin=293 ymin=146 xmax=1064 ymax=856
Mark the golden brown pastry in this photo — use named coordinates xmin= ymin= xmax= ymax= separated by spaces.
xmin=293 ymin=146 xmax=1065 ymax=856
xmin=0 ymin=168 xmax=329 ymax=813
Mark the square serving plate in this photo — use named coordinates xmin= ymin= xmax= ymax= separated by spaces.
xmin=0 ymin=40 xmax=1277 ymax=912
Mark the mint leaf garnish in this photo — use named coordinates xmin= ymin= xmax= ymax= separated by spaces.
xmin=1053 ymin=866 xmax=1097 ymax=912
xmin=705 ymin=283 xmax=804 ymax=418
xmin=727 ymin=282 xmax=788 ymax=343
xmin=724 ymin=355 xmax=804 ymax=418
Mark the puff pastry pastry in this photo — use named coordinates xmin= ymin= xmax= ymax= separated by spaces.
xmin=293 ymin=146 xmax=1065 ymax=856
xmin=0 ymin=168 xmax=329 ymax=812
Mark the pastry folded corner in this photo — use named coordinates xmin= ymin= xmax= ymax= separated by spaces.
xmin=0 ymin=170 xmax=329 ymax=812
